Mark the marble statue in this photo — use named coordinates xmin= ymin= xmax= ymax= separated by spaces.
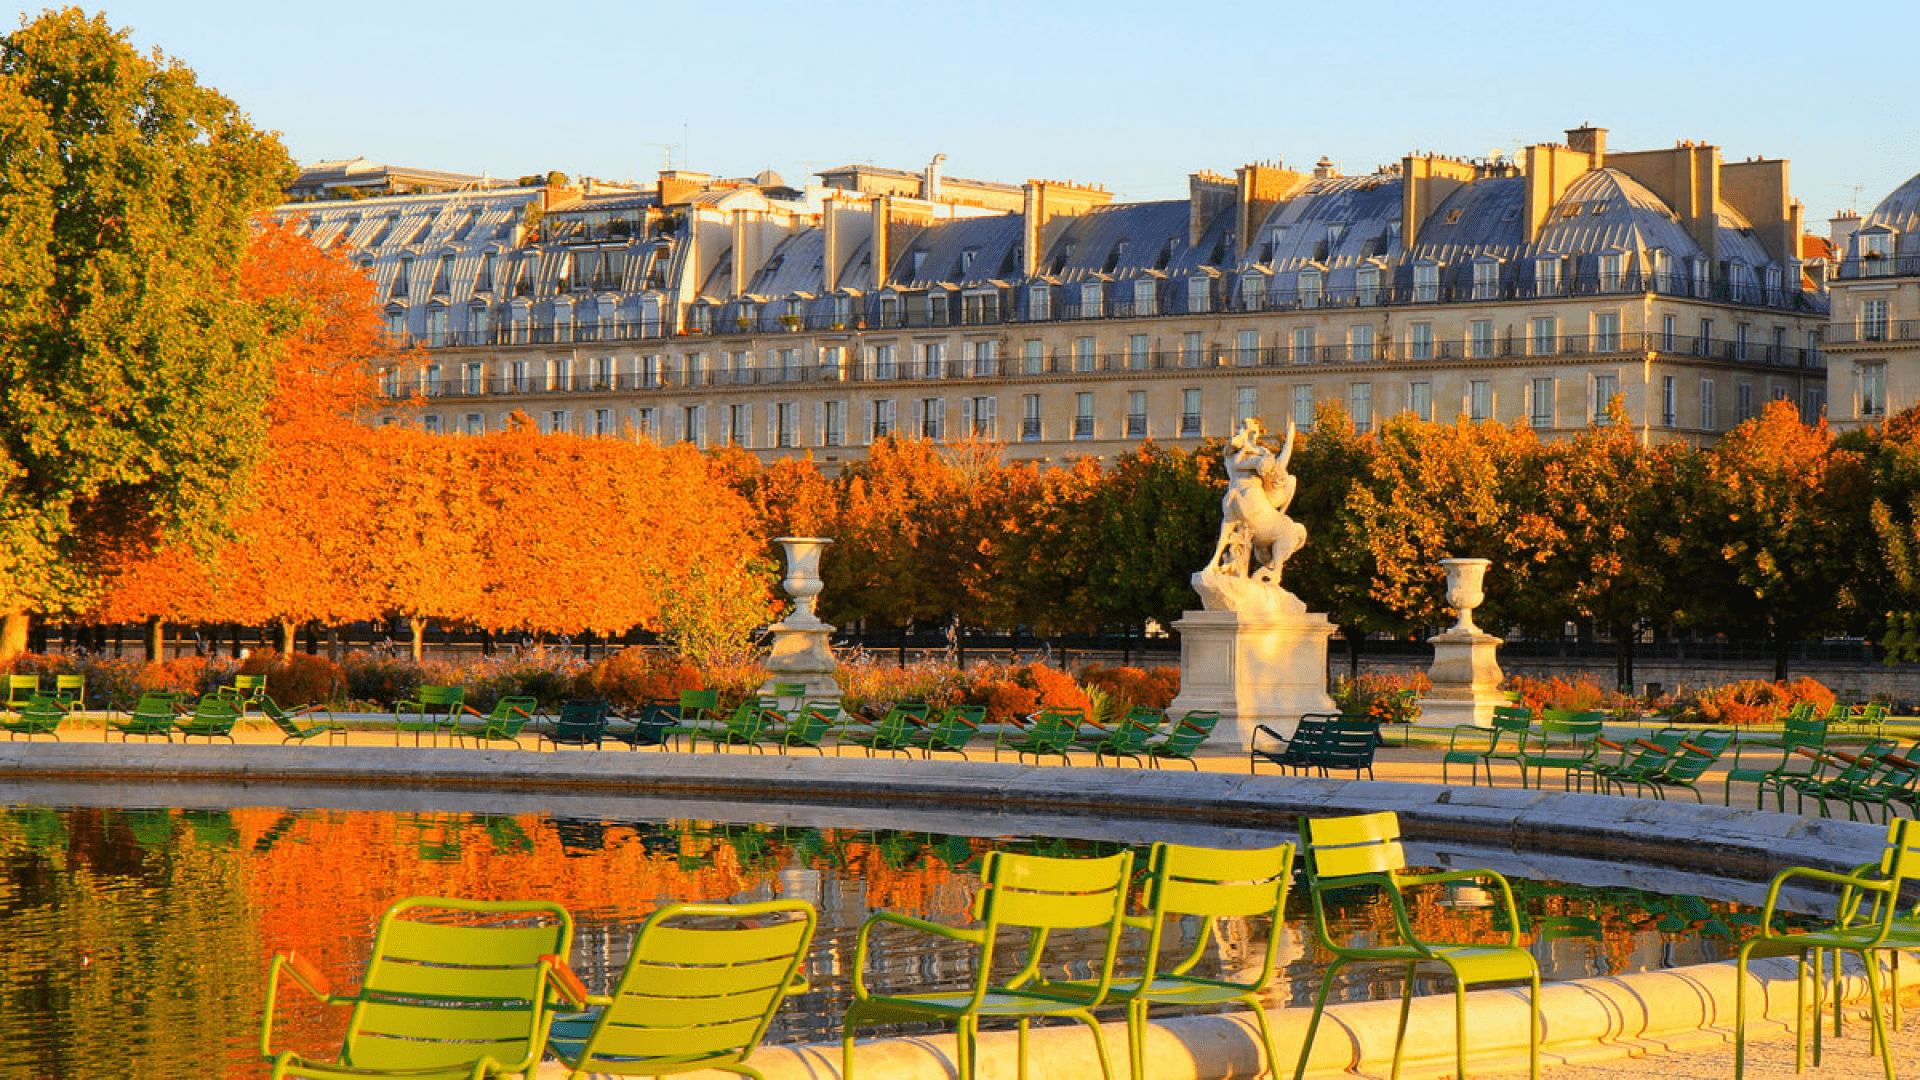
xmin=1192 ymin=418 xmax=1308 ymax=616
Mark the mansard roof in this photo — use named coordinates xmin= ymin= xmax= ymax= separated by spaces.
xmin=1249 ymin=174 xmax=1406 ymax=268
xmin=1866 ymin=173 xmax=1920 ymax=234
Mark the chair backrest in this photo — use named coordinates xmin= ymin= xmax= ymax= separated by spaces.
xmin=1316 ymin=716 xmax=1382 ymax=772
xmin=971 ymin=850 xmax=1132 ymax=1002
xmin=1158 ymin=710 xmax=1220 ymax=756
xmin=130 ymin=692 xmax=181 ymax=723
xmin=6 ymin=674 xmax=39 ymax=705
xmin=923 ymin=705 xmax=982 ymax=745
xmin=1536 ymin=712 xmax=1604 ymax=745
xmin=563 ymin=900 xmax=815 ymax=1075
xmin=555 ymin=699 xmax=610 ymax=739
xmin=14 ymin=694 xmax=64 ymax=730
xmin=490 ymin=695 xmax=540 ymax=723
xmin=233 ymin=674 xmax=266 ymax=693
xmin=415 ymin=685 xmax=464 ymax=709
xmin=1491 ymin=704 xmax=1533 ymax=729
xmin=1781 ymin=714 xmax=1829 ymax=749
xmin=346 ymin=897 xmax=572 ymax=1074
xmin=782 ymin=705 xmax=835 ymax=745
xmin=1139 ymin=842 xmax=1294 ymax=989
xmin=52 ymin=673 xmax=83 ymax=703
xmin=1301 ymin=810 xmax=1407 ymax=880
xmin=1658 ymin=730 xmax=1735 ymax=782
xmin=677 ymin=688 xmax=718 ymax=723
xmin=262 ymin=697 xmax=304 ymax=735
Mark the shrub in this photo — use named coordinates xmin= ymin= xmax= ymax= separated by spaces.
xmin=961 ymin=662 xmax=1092 ymax=725
xmin=1332 ymin=671 xmax=1430 ymax=725
xmin=582 ymin=647 xmax=705 ymax=710
xmin=1674 ymin=678 xmax=1833 ymax=725
xmin=1077 ymin=664 xmax=1180 ymax=711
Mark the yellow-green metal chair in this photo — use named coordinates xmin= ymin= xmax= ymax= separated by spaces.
xmin=260 ymin=896 xmax=573 ymax=1080
xmin=1293 ymin=811 xmax=1540 ymax=1080
xmin=1053 ymin=842 xmax=1294 ymax=1080
xmin=1735 ymin=817 xmax=1920 ymax=1080
xmin=393 ymin=685 xmax=465 ymax=746
xmin=543 ymin=899 xmax=816 ymax=1078
xmin=843 ymin=849 xmax=1134 ymax=1080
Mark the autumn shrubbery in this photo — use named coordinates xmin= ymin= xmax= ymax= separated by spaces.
xmin=1669 ymin=677 xmax=1835 ymax=725
xmin=1332 ymin=671 xmax=1431 ymax=725
xmin=580 ymin=647 xmax=705 ymax=709
xmin=1077 ymin=664 xmax=1180 ymax=712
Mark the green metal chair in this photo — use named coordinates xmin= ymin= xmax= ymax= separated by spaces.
xmin=770 ymin=702 xmax=839 ymax=755
xmin=175 ymin=696 xmax=241 ymax=742
xmin=1735 ymin=817 xmax=1920 ymax=1080
xmin=607 ymin=700 xmax=677 ymax=751
xmin=694 ymin=697 xmax=780 ymax=753
xmin=1517 ymin=710 xmax=1604 ymax=790
xmin=5 ymin=673 xmax=40 ymax=708
xmin=544 ymin=899 xmax=816 ymax=1078
xmin=765 ymin=680 xmax=808 ymax=718
xmin=539 ymin=699 xmax=611 ymax=751
xmin=263 ymin=696 xmax=349 ymax=744
xmin=1579 ymin=728 xmax=1687 ymax=793
xmin=108 ymin=691 xmax=184 ymax=742
xmin=260 ymin=896 xmax=574 ymax=1080
xmin=1054 ymin=842 xmax=1295 ymax=1080
xmin=844 ymin=702 xmax=929 ymax=757
xmin=51 ymin=673 xmax=85 ymax=710
xmin=1 ymin=693 xmax=65 ymax=741
xmin=1087 ymin=706 xmax=1166 ymax=766
xmin=1292 ymin=811 xmax=1540 ymax=1080
xmin=1474 ymin=705 xmax=1536 ymax=786
xmin=914 ymin=704 xmax=987 ymax=760
xmin=1781 ymin=739 xmax=1903 ymax=816
xmin=218 ymin=672 xmax=268 ymax=715
xmin=456 ymin=695 xmax=541 ymax=748
xmin=1618 ymin=729 xmax=1734 ymax=801
xmin=842 ymin=849 xmax=1133 ymax=1080
xmin=394 ymin=685 xmax=466 ymax=747
xmin=1139 ymin=709 xmax=1220 ymax=769
xmin=1725 ymin=719 xmax=1830 ymax=807
xmin=663 ymin=688 xmax=720 ymax=749
xmin=996 ymin=706 xmax=1083 ymax=765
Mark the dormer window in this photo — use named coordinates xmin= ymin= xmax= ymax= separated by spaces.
xmin=1298 ymin=269 xmax=1323 ymax=309
xmin=1597 ymin=253 xmax=1624 ymax=292
xmin=958 ymin=247 xmax=977 ymax=275
xmin=1534 ymin=256 xmax=1561 ymax=296
xmin=1187 ymin=275 xmax=1211 ymax=314
xmin=1412 ymin=262 xmax=1440 ymax=303
xmin=1028 ymin=284 xmax=1052 ymax=321
xmin=1356 ymin=265 xmax=1382 ymax=306
xmin=1079 ymin=281 xmax=1103 ymax=317
xmin=1103 ymin=238 xmax=1129 ymax=273
xmin=1471 ymin=258 xmax=1500 ymax=300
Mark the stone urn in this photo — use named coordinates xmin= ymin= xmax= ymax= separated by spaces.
xmin=1440 ymin=558 xmax=1490 ymax=635
xmin=777 ymin=537 xmax=832 ymax=626
xmin=760 ymin=537 xmax=840 ymax=706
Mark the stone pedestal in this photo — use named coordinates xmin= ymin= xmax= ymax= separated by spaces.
xmin=758 ymin=537 xmax=840 ymax=707
xmin=1416 ymin=629 xmax=1506 ymax=728
xmin=1167 ymin=609 xmax=1338 ymax=749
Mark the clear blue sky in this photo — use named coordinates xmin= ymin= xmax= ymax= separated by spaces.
xmin=43 ymin=0 xmax=1919 ymax=229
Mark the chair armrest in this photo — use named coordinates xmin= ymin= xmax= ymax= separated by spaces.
xmin=851 ymin=911 xmax=983 ymax=998
xmin=541 ymin=954 xmax=601 ymax=1009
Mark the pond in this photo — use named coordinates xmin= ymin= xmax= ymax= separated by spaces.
xmin=0 ymin=797 xmax=1820 ymax=1080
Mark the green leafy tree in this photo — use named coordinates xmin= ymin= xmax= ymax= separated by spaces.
xmin=0 ymin=10 xmax=292 ymax=659
xmin=1080 ymin=442 xmax=1223 ymax=630
xmin=1285 ymin=406 xmax=1393 ymax=675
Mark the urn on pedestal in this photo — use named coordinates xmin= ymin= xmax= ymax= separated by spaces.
xmin=759 ymin=537 xmax=841 ymax=706
xmin=1416 ymin=558 xmax=1506 ymax=729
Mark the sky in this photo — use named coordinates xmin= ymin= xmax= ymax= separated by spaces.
xmin=35 ymin=0 xmax=1920 ymax=230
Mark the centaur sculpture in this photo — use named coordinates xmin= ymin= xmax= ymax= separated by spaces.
xmin=1192 ymin=417 xmax=1309 ymax=616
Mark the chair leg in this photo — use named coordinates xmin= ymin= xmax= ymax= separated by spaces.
xmin=1074 ymin=1008 xmax=1117 ymax=1080
xmin=1393 ymin=962 xmax=1417 ymax=1080
xmin=1292 ymin=958 xmax=1348 ymax=1080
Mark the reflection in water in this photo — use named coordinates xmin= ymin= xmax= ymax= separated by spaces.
xmin=0 ymin=804 xmax=1810 ymax=1080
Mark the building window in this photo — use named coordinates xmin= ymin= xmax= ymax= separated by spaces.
xmin=1535 ymin=256 xmax=1561 ymax=296
xmin=873 ymin=398 xmax=896 ymax=439
xmin=1182 ymin=331 xmax=1203 ymax=367
xmin=777 ymin=348 xmax=800 ymax=381
xmin=1237 ymin=329 xmax=1259 ymax=365
xmin=1074 ymin=392 xmax=1095 ymax=439
xmin=1472 ymin=259 xmax=1499 ymax=300
xmin=917 ymin=398 xmax=944 ymax=439
xmin=462 ymin=413 xmax=483 ymax=436
xmin=422 ymin=413 xmax=442 ymax=435
xmin=1413 ymin=263 xmax=1439 ymax=303
xmin=964 ymin=395 xmax=996 ymax=438
xmin=1531 ymin=316 xmax=1556 ymax=356
xmin=824 ymin=401 xmax=845 ymax=447
xmin=547 ymin=409 xmax=570 ymax=435
xmin=1127 ymin=390 xmax=1148 ymax=438
xmin=1594 ymin=312 xmax=1621 ymax=353
xmin=462 ymin=362 xmax=483 ymax=395
xmin=1350 ymin=382 xmax=1373 ymax=434
xmin=774 ymin=402 xmax=797 ymax=447
xmin=1235 ymin=386 xmax=1258 ymax=425
xmin=971 ymin=340 xmax=998 ymax=377
xmin=1700 ymin=378 xmax=1717 ymax=430
xmin=1079 ymin=281 xmax=1103 ymax=317
xmin=1593 ymin=374 xmax=1618 ymax=423
xmin=1660 ymin=376 xmax=1677 ymax=427
xmin=1356 ymin=266 xmax=1382 ymax=306
xmin=1023 ymin=339 xmax=1044 ymax=374
xmin=1469 ymin=319 xmax=1494 ymax=359
xmin=682 ymin=405 xmax=706 ymax=448
xmin=1862 ymin=362 xmax=1888 ymax=417
xmin=1023 ymin=394 xmax=1042 ymax=442
xmin=1863 ymin=299 xmax=1890 ymax=342
xmin=1408 ymin=381 xmax=1432 ymax=422
xmin=592 ymin=408 xmax=613 ymax=437
xmin=1028 ymin=284 xmax=1052 ymax=321
xmin=1180 ymin=389 xmax=1202 ymax=437
xmin=1133 ymin=278 xmax=1157 ymax=317
xmin=423 ymin=363 xmax=443 ymax=395
xmin=1735 ymin=323 xmax=1749 ymax=361
xmin=1528 ymin=377 xmax=1555 ymax=428
xmin=1738 ymin=382 xmax=1753 ymax=421
xmin=920 ymin=342 xmax=945 ymax=379
xmin=1469 ymin=379 xmax=1492 ymax=422
xmin=1408 ymin=322 xmax=1434 ymax=361
xmin=1129 ymin=334 xmax=1150 ymax=370
xmin=1597 ymin=253 xmax=1624 ymax=292
xmin=1662 ymin=314 xmax=1676 ymax=352
xmin=728 ymin=403 xmax=751 ymax=446
xmin=1697 ymin=318 xmax=1714 ymax=356
xmin=1350 ymin=325 xmax=1374 ymax=363
xmin=1298 ymin=270 xmax=1323 ymax=309
xmin=1290 ymin=326 xmax=1315 ymax=362
xmin=1074 ymin=336 xmax=1096 ymax=372
xmin=1292 ymin=385 xmax=1314 ymax=430
xmin=874 ymin=344 xmax=896 ymax=380
xmin=1186 ymin=275 xmax=1210 ymax=314
xmin=637 ymin=407 xmax=657 ymax=438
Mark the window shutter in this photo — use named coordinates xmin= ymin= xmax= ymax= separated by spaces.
xmin=862 ymin=401 xmax=873 ymax=445
xmin=984 ymin=395 xmax=997 ymax=438
xmin=960 ymin=397 xmax=974 ymax=435
xmin=912 ymin=398 xmax=925 ymax=436
xmin=813 ymin=401 xmax=824 ymax=445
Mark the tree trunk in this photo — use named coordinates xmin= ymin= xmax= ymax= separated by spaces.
xmin=1614 ymin=623 xmax=1636 ymax=694
xmin=228 ymin=623 xmax=243 ymax=659
xmin=1121 ymin=623 xmax=1132 ymax=667
xmin=144 ymin=616 xmax=164 ymax=663
xmin=326 ymin=625 xmax=340 ymax=662
xmin=0 ymin=609 xmax=27 ymax=664
xmin=409 ymin=616 xmax=427 ymax=663
xmin=304 ymin=622 xmax=318 ymax=655
xmin=1774 ymin=623 xmax=1791 ymax=683
xmin=1346 ymin=628 xmax=1362 ymax=681
xmin=896 ymin=624 xmax=907 ymax=669
xmin=275 ymin=622 xmax=295 ymax=655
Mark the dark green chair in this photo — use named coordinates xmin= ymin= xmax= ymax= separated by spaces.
xmin=1726 ymin=720 xmax=1829 ymax=808
xmin=1088 ymin=706 xmax=1167 ymax=766
xmin=175 ymin=696 xmax=241 ymax=742
xmin=996 ymin=706 xmax=1082 ymax=765
xmin=1621 ymin=729 xmax=1734 ymax=801
xmin=607 ymin=700 xmax=678 ymax=751
xmin=543 ymin=899 xmax=816 ymax=1079
xmin=771 ymin=702 xmax=840 ymax=754
xmin=1140 ymin=709 xmax=1220 ymax=769
xmin=1474 ymin=705 xmax=1536 ymax=785
xmin=539 ymin=699 xmax=611 ymax=751
xmin=843 ymin=850 xmax=1133 ymax=1080
xmin=263 ymin=697 xmax=348 ymax=744
xmin=394 ymin=685 xmax=465 ymax=747
xmin=109 ymin=692 xmax=184 ymax=742
xmin=913 ymin=704 xmax=987 ymax=759
xmin=844 ymin=702 xmax=929 ymax=757
xmin=1 ymin=693 xmax=65 ymax=741
xmin=1292 ymin=811 xmax=1539 ymax=1080
xmin=1578 ymin=728 xmax=1687 ymax=792
xmin=694 ymin=696 xmax=779 ymax=753
xmin=1782 ymin=739 xmax=1902 ymax=816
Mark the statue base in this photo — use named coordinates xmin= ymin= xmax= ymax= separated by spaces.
xmin=1415 ymin=629 xmax=1505 ymax=728
xmin=759 ymin=616 xmax=840 ymax=708
xmin=1167 ymin=609 xmax=1337 ymax=749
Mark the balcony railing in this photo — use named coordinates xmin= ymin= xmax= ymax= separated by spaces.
xmin=385 ymin=330 xmax=1824 ymax=400
xmin=1837 ymin=255 xmax=1920 ymax=280
xmin=1825 ymin=319 xmax=1920 ymax=346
